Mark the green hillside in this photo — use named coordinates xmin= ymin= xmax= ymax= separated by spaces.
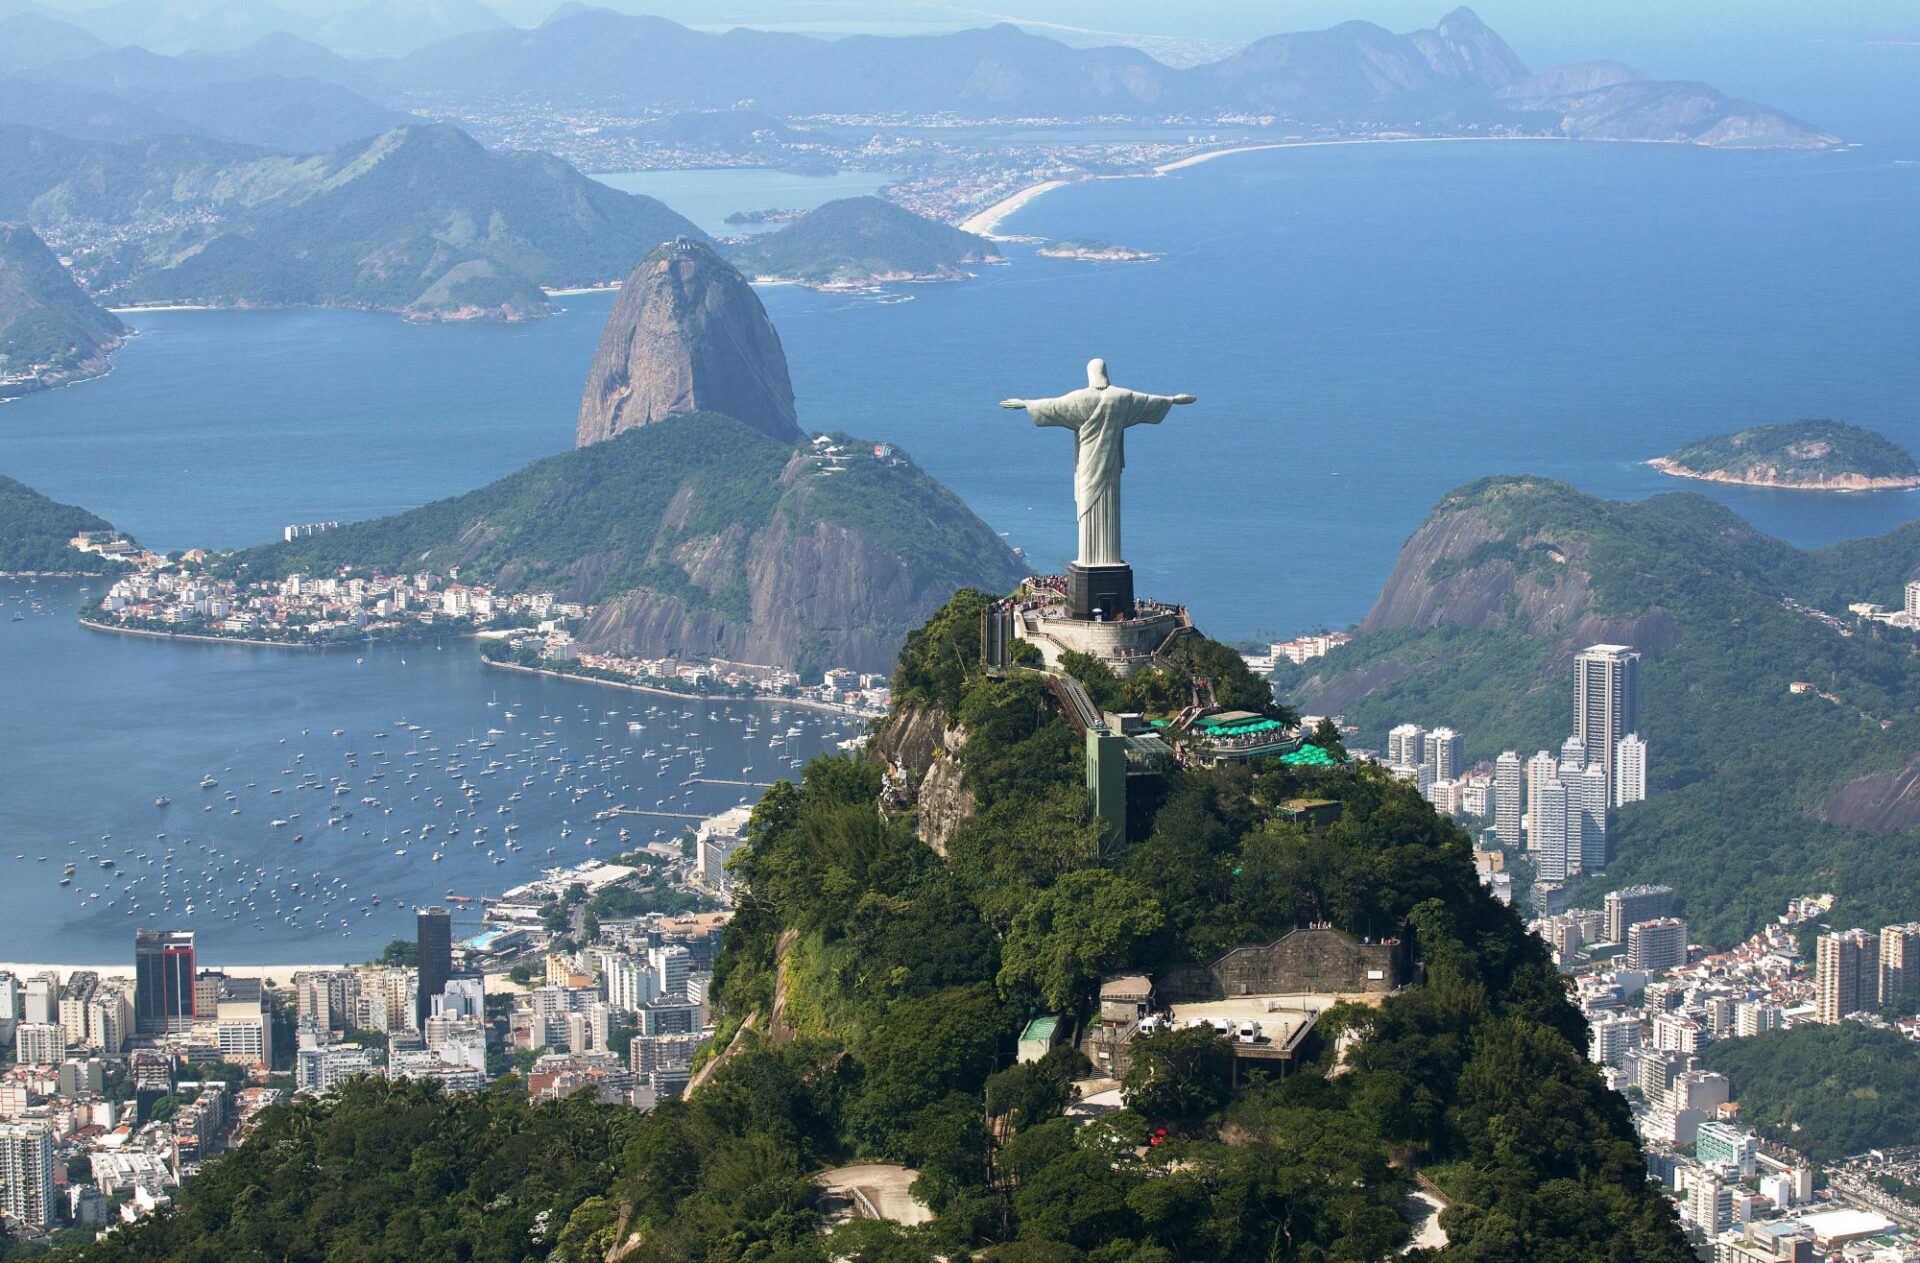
xmin=1654 ymin=420 xmax=1920 ymax=488
xmin=236 ymin=413 xmax=792 ymax=603
xmin=57 ymin=591 xmax=1692 ymax=1263
xmin=726 ymin=196 xmax=999 ymax=284
xmin=229 ymin=413 xmax=1027 ymax=674
xmin=0 ymin=124 xmax=704 ymax=319
xmin=1704 ymin=1025 xmax=1920 ymax=1162
xmin=0 ymin=474 xmax=126 ymax=573
xmin=0 ymin=222 xmax=125 ymax=392
xmin=1278 ymin=477 xmax=1920 ymax=944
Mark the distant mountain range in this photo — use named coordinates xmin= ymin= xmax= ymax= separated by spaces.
xmin=0 ymin=123 xmax=703 ymax=318
xmin=0 ymin=7 xmax=1838 ymax=152
xmin=357 ymin=6 xmax=1834 ymax=148
xmin=0 ymin=222 xmax=125 ymax=396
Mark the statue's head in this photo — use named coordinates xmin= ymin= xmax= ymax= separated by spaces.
xmin=1087 ymin=358 xmax=1109 ymax=390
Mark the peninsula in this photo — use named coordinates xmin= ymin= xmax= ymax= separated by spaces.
xmin=1650 ymin=420 xmax=1920 ymax=491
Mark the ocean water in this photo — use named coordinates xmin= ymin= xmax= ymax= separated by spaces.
xmin=2 ymin=139 xmax=1917 ymax=959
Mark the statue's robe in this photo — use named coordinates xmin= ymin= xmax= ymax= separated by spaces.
xmin=1025 ymin=385 xmax=1178 ymax=566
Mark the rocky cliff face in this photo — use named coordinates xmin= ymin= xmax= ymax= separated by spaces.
xmin=574 ymin=446 xmax=1027 ymax=675
xmin=576 ymin=240 xmax=799 ymax=447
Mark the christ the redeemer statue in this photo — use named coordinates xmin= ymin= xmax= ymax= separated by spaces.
xmin=1001 ymin=358 xmax=1195 ymax=568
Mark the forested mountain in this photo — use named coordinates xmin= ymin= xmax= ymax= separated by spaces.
xmin=0 ymin=474 xmax=125 ymax=573
xmin=0 ymin=123 xmax=703 ymax=319
xmin=726 ymin=197 xmax=1000 ymax=286
xmin=53 ymin=589 xmax=1693 ymax=1263
xmin=1653 ymin=420 xmax=1920 ymax=491
xmin=1278 ymin=477 xmax=1920 ymax=943
xmin=0 ymin=222 xmax=125 ymax=395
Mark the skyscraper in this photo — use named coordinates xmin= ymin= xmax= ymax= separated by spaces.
xmin=1494 ymin=752 xmax=1523 ymax=850
xmin=1559 ymin=735 xmax=1588 ymax=774
xmin=1574 ymin=764 xmax=1609 ymax=873
xmin=0 ymin=1123 xmax=55 ymax=1227
xmin=416 ymin=907 xmax=452 ymax=1031
xmin=1881 ymin=923 xmax=1920 ymax=1008
xmin=1534 ymin=782 xmax=1574 ymax=882
xmin=1576 ymin=644 xmax=1641 ymax=802
xmin=1524 ymin=750 xmax=1558 ymax=848
xmin=1613 ymin=733 xmax=1647 ymax=807
xmin=1427 ymin=727 xmax=1463 ymax=782
xmin=1604 ymin=885 xmax=1674 ymax=944
xmin=1816 ymin=929 xmax=1879 ymax=1024
xmin=134 ymin=929 xmax=195 ymax=1036
xmin=1626 ymin=917 xmax=1688 ymax=972
xmin=1387 ymin=724 xmax=1425 ymax=769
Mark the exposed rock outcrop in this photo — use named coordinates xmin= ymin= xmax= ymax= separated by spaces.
xmin=576 ymin=240 xmax=799 ymax=447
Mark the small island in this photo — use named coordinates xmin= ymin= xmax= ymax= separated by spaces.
xmin=1649 ymin=420 xmax=1920 ymax=492
xmin=1036 ymin=238 xmax=1160 ymax=262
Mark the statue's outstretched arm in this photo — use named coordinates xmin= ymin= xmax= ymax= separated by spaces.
xmin=999 ymin=399 xmax=1027 ymax=409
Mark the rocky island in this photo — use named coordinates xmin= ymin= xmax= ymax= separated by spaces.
xmin=1036 ymin=239 xmax=1159 ymax=262
xmin=1649 ymin=420 xmax=1920 ymax=491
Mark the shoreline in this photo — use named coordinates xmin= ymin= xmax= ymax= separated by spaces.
xmin=482 ymin=655 xmax=879 ymax=719
xmin=77 ymin=616 xmax=485 ymax=651
xmin=0 ymin=961 xmax=356 ymax=981
xmin=958 ymin=179 xmax=1071 ymax=238
xmin=1646 ymin=456 xmax=1920 ymax=493
xmin=964 ymin=133 xmax=1739 ymax=241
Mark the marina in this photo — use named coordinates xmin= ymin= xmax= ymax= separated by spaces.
xmin=1 ymin=577 xmax=858 ymax=963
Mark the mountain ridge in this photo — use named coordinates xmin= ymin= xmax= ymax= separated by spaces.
xmin=1276 ymin=476 xmax=1920 ymax=943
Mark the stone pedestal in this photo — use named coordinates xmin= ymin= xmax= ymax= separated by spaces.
xmin=1068 ymin=562 xmax=1134 ymax=620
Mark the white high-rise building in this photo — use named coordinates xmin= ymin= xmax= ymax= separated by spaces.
xmin=1907 ymin=579 xmax=1920 ymax=620
xmin=1494 ymin=752 xmax=1523 ymax=849
xmin=1613 ymin=733 xmax=1647 ymax=806
xmin=1534 ymin=782 xmax=1575 ymax=881
xmin=1588 ymin=1014 xmax=1641 ymax=1067
xmin=0 ymin=1124 xmax=55 ymax=1227
xmin=1426 ymin=727 xmax=1463 ymax=782
xmin=649 ymin=945 xmax=692 ymax=999
xmin=604 ymin=955 xmax=657 ymax=1013
xmin=1524 ymin=750 xmax=1559 ymax=847
xmin=1576 ymin=644 xmax=1641 ymax=804
xmin=1387 ymin=724 xmax=1425 ymax=769
xmin=1559 ymin=735 xmax=1588 ymax=774
xmin=15 ymin=1023 xmax=65 ymax=1067
xmin=1574 ymin=764 xmax=1609 ymax=873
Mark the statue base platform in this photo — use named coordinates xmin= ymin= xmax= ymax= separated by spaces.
xmin=1068 ymin=562 xmax=1134 ymax=621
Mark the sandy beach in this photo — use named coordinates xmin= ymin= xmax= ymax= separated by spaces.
xmin=958 ymin=179 xmax=1072 ymax=238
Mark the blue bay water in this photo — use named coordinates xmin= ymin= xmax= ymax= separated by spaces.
xmin=2 ymin=139 xmax=1917 ymax=960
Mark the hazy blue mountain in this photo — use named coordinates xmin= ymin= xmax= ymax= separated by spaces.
xmin=45 ymin=0 xmax=319 ymax=55
xmin=134 ymin=73 xmax=412 ymax=150
xmin=314 ymin=0 xmax=509 ymax=58
xmin=0 ymin=73 xmax=192 ymax=141
xmin=0 ymin=122 xmax=704 ymax=318
xmin=0 ymin=13 xmax=109 ymax=71
xmin=183 ymin=33 xmax=394 ymax=99
xmin=1178 ymin=6 xmax=1529 ymax=116
xmin=370 ymin=6 xmax=1834 ymax=148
